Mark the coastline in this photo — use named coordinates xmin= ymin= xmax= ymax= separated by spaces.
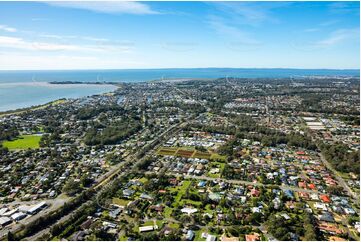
xmin=0 ymin=99 xmax=68 ymax=117
xmin=0 ymin=82 xmax=119 ymax=114
xmin=48 ymin=81 xmax=119 ymax=85
xmin=0 ymin=68 xmax=359 ymax=113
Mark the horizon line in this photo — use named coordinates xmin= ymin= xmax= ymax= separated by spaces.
xmin=0 ymin=67 xmax=359 ymax=72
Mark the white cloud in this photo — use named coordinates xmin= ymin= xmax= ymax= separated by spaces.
xmin=0 ymin=51 xmax=144 ymax=70
xmin=0 ymin=35 xmax=133 ymax=52
xmin=83 ymin=36 xmax=109 ymax=42
xmin=205 ymin=2 xmax=292 ymax=49
xmin=315 ymin=28 xmax=359 ymax=47
xmin=303 ymin=20 xmax=340 ymax=33
xmin=0 ymin=35 xmax=88 ymax=51
xmin=207 ymin=15 xmax=260 ymax=46
xmin=40 ymin=34 xmax=109 ymax=42
xmin=0 ymin=25 xmax=17 ymax=33
xmin=319 ymin=20 xmax=339 ymax=27
xmin=303 ymin=28 xmax=319 ymax=33
xmin=40 ymin=34 xmax=77 ymax=39
xmin=46 ymin=1 xmax=159 ymax=15
xmin=209 ymin=2 xmax=292 ymax=26
xmin=328 ymin=2 xmax=359 ymax=14
xmin=291 ymin=28 xmax=359 ymax=52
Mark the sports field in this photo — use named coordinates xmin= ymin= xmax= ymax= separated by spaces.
xmin=2 ymin=135 xmax=41 ymax=150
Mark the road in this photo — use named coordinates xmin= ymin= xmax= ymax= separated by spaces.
xmin=318 ymin=152 xmax=359 ymax=205
xmin=309 ymin=133 xmax=359 ymax=205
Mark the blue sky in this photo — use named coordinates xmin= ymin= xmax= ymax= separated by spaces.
xmin=0 ymin=1 xmax=359 ymax=70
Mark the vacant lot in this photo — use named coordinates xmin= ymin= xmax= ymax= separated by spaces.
xmin=112 ymin=197 xmax=131 ymax=206
xmin=157 ymin=147 xmax=178 ymax=156
xmin=176 ymin=149 xmax=195 ymax=158
xmin=2 ymin=134 xmax=41 ymax=150
xmin=157 ymin=146 xmax=226 ymax=161
xmin=193 ymin=151 xmax=212 ymax=159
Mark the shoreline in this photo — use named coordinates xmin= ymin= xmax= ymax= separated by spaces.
xmin=48 ymin=81 xmax=119 ymax=85
xmin=0 ymin=82 xmax=119 ymax=115
xmin=1 ymin=74 xmax=359 ymax=114
xmin=0 ymin=99 xmax=68 ymax=117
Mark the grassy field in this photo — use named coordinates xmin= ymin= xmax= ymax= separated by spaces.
xmin=174 ymin=180 xmax=192 ymax=203
xmin=112 ymin=197 xmax=131 ymax=206
xmin=2 ymin=135 xmax=41 ymax=150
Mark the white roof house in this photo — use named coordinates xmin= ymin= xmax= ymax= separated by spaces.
xmin=0 ymin=208 xmax=9 ymax=216
xmin=206 ymin=234 xmax=217 ymax=241
xmin=314 ymin=202 xmax=328 ymax=211
xmin=139 ymin=226 xmax=154 ymax=232
xmin=181 ymin=207 xmax=198 ymax=215
xmin=3 ymin=208 xmax=18 ymax=217
xmin=0 ymin=217 xmax=11 ymax=226
xmin=28 ymin=201 xmax=47 ymax=214
xmin=18 ymin=205 xmax=33 ymax=213
xmin=11 ymin=212 xmax=26 ymax=221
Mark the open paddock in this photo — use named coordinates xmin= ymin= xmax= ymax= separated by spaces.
xmin=157 ymin=146 xmax=226 ymax=161
xmin=193 ymin=151 xmax=212 ymax=159
xmin=176 ymin=149 xmax=195 ymax=158
xmin=157 ymin=147 xmax=178 ymax=156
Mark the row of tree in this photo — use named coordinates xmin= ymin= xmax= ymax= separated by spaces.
xmin=84 ymin=119 xmax=142 ymax=145
xmin=319 ymin=142 xmax=360 ymax=174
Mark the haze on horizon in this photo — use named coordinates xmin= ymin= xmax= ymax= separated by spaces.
xmin=0 ymin=1 xmax=359 ymax=70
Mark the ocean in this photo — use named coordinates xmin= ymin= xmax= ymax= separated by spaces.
xmin=0 ymin=68 xmax=359 ymax=112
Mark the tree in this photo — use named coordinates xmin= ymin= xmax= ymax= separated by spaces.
xmin=62 ymin=179 xmax=81 ymax=196
xmin=195 ymin=146 xmax=207 ymax=152
xmin=303 ymin=213 xmax=317 ymax=241
xmin=326 ymin=186 xmax=344 ymax=196
xmin=7 ymin=231 xmax=15 ymax=241
xmin=80 ymin=175 xmax=93 ymax=187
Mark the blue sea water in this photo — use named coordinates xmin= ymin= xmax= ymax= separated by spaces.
xmin=0 ymin=82 xmax=117 ymax=112
xmin=0 ymin=68 xmax=359 ymax=112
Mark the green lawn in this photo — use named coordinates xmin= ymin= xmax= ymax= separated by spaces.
xmin=338 ymin=171 xmax=350 ymax=179
xmin=180 ymin=199 xmax=202 ymax=207
xmin=210 ymin=153 xmax=227 ymax=161
xmin=204 ymin=204 xmax=214 ymax=214
xmin=2 ymin=135 xmax=41 ymax=150
xmin=168 ymin=223 xmax=180 ymax=229
xmin=174 ymin=180 xmax=192 ymax=203
xmin=194 ymin=230 xmax=206 ymax=241
xmin=156 ymin=220 xmax=164 ymax=228
xmin=207 ymin=172 xmax=220 ymax=178
xmin=139 ymin=177 xmax=148 ymax=183
xmin=142 ymin=221 xmax=154 ymax=226
xmin=164 ymin=206 xmax=173 ymax=218
xmin=207 ymin=161 xmax=225 ymax=178
xmin=112 ymin=197 xmax=131 ymax=206
xmin=119 ymin=235 xmax=128 ymax=241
